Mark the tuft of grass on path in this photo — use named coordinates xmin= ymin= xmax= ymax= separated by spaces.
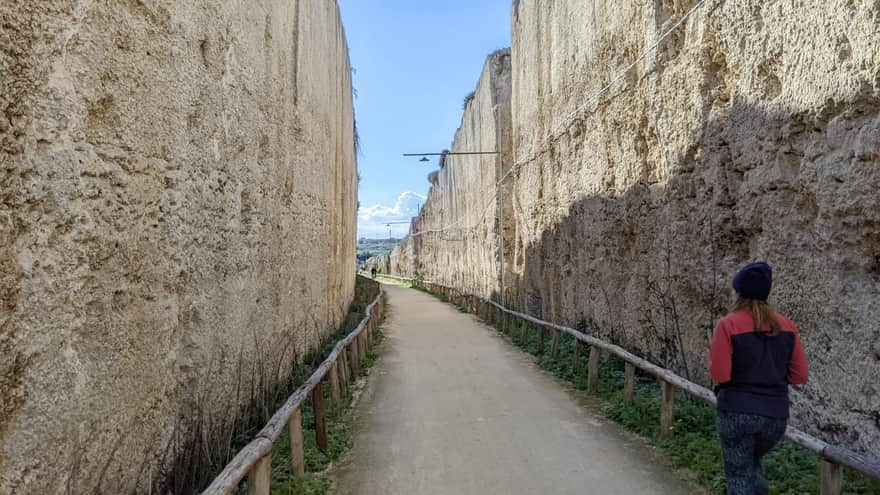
xmin=421 ymin=288 xmax=879 ymax=495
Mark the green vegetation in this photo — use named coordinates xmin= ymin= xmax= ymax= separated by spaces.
xmin=463 ymin=90 xmax=476 ymax=110
xmin=368 ymin=273 xmax=412 ymax=288
xmin=163 ymin=277 xmax=383 ymax=494
xmin=260 ymin=329 xmax=385 ymax=495
xmin=227 ymin=278 xmax=385 ymax=495
xmin=428 ymin=290 xmax=879 ymax=495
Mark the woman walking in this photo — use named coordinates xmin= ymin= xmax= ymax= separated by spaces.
xmin=709 ymin=262 xmax=809 ymax=495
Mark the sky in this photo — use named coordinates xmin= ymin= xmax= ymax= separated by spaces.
xmin=338 ymin=0 xmax=512 ymax=239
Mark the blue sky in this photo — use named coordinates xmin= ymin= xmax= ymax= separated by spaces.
xmin=338 ymin=0 xmax=512 ymax=239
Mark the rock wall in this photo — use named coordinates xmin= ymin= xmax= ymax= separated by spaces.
xmin=0 ymin=1 xmax=357 ymax=493
xmin=391 ymin=50 xmax=513 ymax=299
xmin=363 ymin=253 xmax=391 ymax=275
xmin=394 ymin=1 xmax=880 ymax=453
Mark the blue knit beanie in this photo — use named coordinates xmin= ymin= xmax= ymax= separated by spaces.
xmin=732 ymin=262 xmax=773 ymax=301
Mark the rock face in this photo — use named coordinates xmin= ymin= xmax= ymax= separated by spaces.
xmin=0 ymin=1 xmax=357 ymax=493
xmin=393 ymin=1 xmax=880 ymax=453
xmin=391 ymin=50 xmax=513 ymax=299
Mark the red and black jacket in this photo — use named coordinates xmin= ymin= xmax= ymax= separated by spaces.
xmin=709 ymin=309 xmax=808 ymax=419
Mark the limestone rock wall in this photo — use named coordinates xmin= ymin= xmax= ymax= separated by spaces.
xmin=0 ymin=1 xmax=357 ymax=493
xmin=391 ymin=50 xmax=513 ymax=300
xmin=395 ymin=1 xmax=880 ymax=453
xmin=363 ymin=253 xmax=391 ymax=275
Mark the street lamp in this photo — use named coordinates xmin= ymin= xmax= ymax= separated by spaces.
xmin=404 ymin=151 xmax=499 ymax=158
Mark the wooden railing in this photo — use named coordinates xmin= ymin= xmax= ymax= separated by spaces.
xmin=201 ymin=281 xmax=385 ymax=495
xmin=397 ymin=276 xmax=879 ymax=495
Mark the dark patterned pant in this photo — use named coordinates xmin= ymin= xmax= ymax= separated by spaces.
xmin=716 ymin=410 xmax=787 ymax=495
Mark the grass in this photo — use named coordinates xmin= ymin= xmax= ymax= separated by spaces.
xmin=159 ymin=277 xmax=384 ymax=495
xmin=261 ymin=328 xmax=385 ymax=495
xmin=226 ymin=281 xmax=386 ymax=495
xmin=425 ymin=289 xmax=879 ymax=495
xmin=463 ymin=90 xmax=476 ymax=110
xmin=366 ymin=273 xmax=413 ymax=288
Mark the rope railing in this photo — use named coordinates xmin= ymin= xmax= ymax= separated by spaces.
xmin=399 ymin=276 xmax=879 ymax=495
xmin=201 ymin=278 xmax=386 ymax=495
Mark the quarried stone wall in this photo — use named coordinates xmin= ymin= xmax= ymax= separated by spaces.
xmin=0 ymin=1 xmax=357 ymax=492
xmin=392 ymin=1 xmax=880 ymax=453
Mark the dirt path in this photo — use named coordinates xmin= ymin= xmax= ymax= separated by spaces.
xmin=332 ymin=284 xmax=697 ymax=494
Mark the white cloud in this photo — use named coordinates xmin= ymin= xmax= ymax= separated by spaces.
xmin=358 ymin=191 xmax=425 ymax=238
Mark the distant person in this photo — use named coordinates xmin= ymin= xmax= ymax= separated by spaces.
xmin=709 ymin=262 xmax=809 ymax=495
xmin=371 ymin=267 xmax=377 ymax=279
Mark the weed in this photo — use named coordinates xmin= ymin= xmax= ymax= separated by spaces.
xmin=463 ymin=90 xmax=476 ymax=110
xmin=163 ymin=277 xmax=383 ymax=495
xmin=257 ymin=329 xmax=386 ymax=495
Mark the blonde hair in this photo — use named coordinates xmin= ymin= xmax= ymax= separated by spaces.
xmin=735 ymin=297 xmax=781 ymax=335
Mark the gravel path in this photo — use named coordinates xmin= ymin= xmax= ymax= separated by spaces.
xmin=332 ymin=284 xmax=697 ymax=495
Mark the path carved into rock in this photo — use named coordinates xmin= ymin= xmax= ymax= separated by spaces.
xmin=333 ymin=284 xmax=698 ymax=495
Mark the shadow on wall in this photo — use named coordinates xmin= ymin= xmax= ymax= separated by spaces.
xmin=506 ymin=95 xmax=880 ymax=453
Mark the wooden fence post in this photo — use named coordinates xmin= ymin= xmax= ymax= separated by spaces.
xmin=312 ymin=383 xmax=328 ymax=453
xmin=289 ymin=408 xmax=305 ymax=475
xmin=339 ymin=349 xmax=349 ymax=395
xmin=573 ymin=341 xmax=581 ymax=369
xmin=587 ymin=345 xmax=600 ymax=393
xmin=623 ymin=362 xmax=635 ymax=404
xmin=551 ymin=330 xmax=560 ymax=357
xmin=248 ymin=454 xmax=271 ymax=495
xmin=329 ymin=362 xmax=341 ymax=414
xmin=520 ymin=320 xmax=529 ymax=343
xmin=820 ymin=460 xmax=842 ymax=495
xmin=350 ymin=341 xmax=359 ymax=375
xmin=537 ymin=328 xmax=546 ymax=354
xmin=660 ymin=380 xmax=675 ymax=435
